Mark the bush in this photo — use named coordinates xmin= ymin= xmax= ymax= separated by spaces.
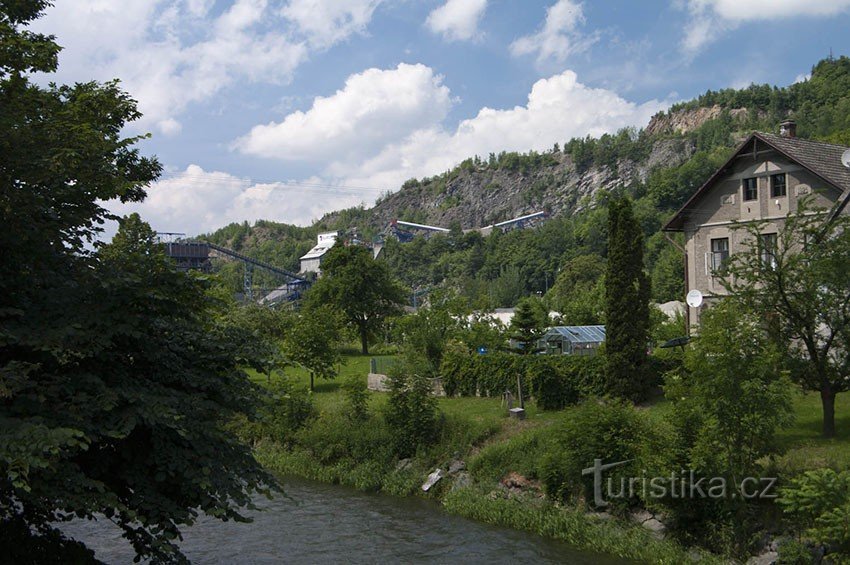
xmin=528 ymin=356 xmax=580 ymax=410
xmin=439 ymin=349 xmax=605 ymax=407
xmin=385 ymin=360 xmax=440 ymax=458
xmin=230 ymin=378 xmax=315 ymax=446
xmin=778 ymin=469 xmax=850 ymax=561
xmin=342 ymin=374 xmax=369 ymax=421
xmin=539 ymin=400 xmax=663 ymax=513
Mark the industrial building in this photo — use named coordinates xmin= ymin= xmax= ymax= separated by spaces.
xmin=299 ymin=231 xmax=339 ymax=274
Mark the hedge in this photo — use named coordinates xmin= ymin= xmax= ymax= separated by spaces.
xmin=439 ymin=350 xmax=605 ymax=409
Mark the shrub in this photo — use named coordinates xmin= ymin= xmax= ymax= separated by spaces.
xmin=778 ymin=469 xmax=850 ymax=561
xmin=528 ymin=356 xmax=580 ymax=410
xmin=385 ymin=360 xmax=440 ymax=458
xmin=539 ymin=400 xmax=662 ymax=513
xmin=230 ymin=378 xmax=315 ymax=445
xmin=341 ymin=374 xmax=369 ymax=422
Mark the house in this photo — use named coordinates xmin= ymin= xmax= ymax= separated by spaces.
xmin=541 ymin=325 xmax=606 ymax=356
xmin=662 ymin=121 xmax=850 ymax=331
xmin=299 ymin=231 xmax=339 ymax=274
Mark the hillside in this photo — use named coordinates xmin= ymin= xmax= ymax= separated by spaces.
xmin=204 ymin=56 xmax=850 ymax=313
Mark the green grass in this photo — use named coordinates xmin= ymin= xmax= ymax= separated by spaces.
xmin=775 ymin=389 xmax=850 ymax=472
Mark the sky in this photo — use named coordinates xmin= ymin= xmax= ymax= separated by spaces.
xmin=32 ymin=0 xmax=850 ymax=237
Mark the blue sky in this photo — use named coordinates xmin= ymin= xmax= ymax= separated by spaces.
xmin=33 ymin=0 xmax=850 ymax=236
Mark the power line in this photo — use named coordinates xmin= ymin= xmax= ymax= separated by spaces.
xmin=153 ymin=171 xmax=391 ymax=196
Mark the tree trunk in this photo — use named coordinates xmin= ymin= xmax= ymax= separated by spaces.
xmin=310 ymin=372 xmax=314 ymax=392
xmin=360 ymin=325 xmax=369 ymax=355
xmin=821 ymin=388 xmax=836 ymax=438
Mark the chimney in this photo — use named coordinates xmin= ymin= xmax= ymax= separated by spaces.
xmin=780 ymin=120 xmax=797 ymax=138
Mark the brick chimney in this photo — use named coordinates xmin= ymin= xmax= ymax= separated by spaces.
xmin=780 ymin=120 xmax=797 ymax=138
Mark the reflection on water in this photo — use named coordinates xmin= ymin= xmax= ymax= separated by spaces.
xmin=62 ymin=476 xmax=626 ymax=564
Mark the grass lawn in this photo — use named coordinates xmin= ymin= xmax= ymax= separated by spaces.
xmin=775 ymin=389 xmax=850 ymax=471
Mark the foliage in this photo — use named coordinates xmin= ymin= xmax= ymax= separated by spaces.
xmin=539 ymin=400 xmax=663 ymax=512
xmin=396 ymin=298 xmax=460 ymax=376
xmin=509 ymin=296 xmax=548 ymax=354
xmin=0 ymin=7 xmax=276 ymax=561
xmin=341 ymin=374 xmax=370 ymax=422
xmin=662 ymin=301 xmax=793 ymax=555
xmin=283 ymin=304 xmax=343 ymax=390
xmin=384 ymin=359 xmax=440 ymax=458
xmin=725 ymin=199 xmax=850 ymax=438
xmin=527 ymin=356 xmax=581 ymax=410
xmin=306 ymin=243 xmax=407 ymax=354
xmin=778 ymin=469 xmax=850 ymax=562
xmin=605 ymin=197 xmax=652 ymax=401
xmin=440 ymin=349 xmax=605 ymax=405
xmin=231 ymin=378 xmax=315 ymax=446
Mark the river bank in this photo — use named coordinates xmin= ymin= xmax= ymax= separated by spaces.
xmin=248 ymin=394 xmax=720 ymax=565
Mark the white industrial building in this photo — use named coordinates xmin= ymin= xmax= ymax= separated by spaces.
xmin=299 ymin=231 xmax=338 ymax=275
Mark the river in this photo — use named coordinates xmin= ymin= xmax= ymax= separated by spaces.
xmin=61 ymin=476 xmax=625 ymax=564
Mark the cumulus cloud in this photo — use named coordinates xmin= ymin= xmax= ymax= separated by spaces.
xmin=111 ymin=165 xmax=370 ymax=236
xmin=33 ymin=0 xmax=384 ymax=134
xmin=237 ymin=64 xmax=666 ymax=196
xmin=425 ymin=0 xmax=488 ymax=42
xmin=510 ymin=0 xmax=598 ymax=65
xmin=233 ymin=63 xmax=454 ymax=162
xmin=681 ymin=0 xmax=850 ymax=53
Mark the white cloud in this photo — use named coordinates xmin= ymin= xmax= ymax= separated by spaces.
xmin=233 ymin=63 xmax=454 ymax=162
xmin=112 ymin=165 xmax=368 ymax=236
xmin=425 ymin=0 xmax=488 ymax=42
xmin=280 ymin=0 xmax=384 ymax=48
xmin=510 ymin=0 xmax=598 ymax=65
xmin=33 ymin=0 xmax=384 ymax=135
xmin=157 ymin=118 xmax=183 ymax=137
xmin=681 ymin=0 xmax=850 ymax=53
xmin=237 ymin=65 xmax=667 ymax=198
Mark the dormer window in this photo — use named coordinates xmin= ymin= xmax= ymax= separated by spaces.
xmin=770 ymin=173 xmax=787 ymax=197
xmin=743 ymin=177 xmax=758 ymax=201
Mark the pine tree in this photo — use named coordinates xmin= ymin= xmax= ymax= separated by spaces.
xmin=604 ymin=197 xmax=652 ymax=401
xmin=510 ymin=296 xmax=548 ymax=354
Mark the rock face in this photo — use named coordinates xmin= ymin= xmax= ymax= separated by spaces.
xmin=361 ymin=137 xmax=696 ymax=232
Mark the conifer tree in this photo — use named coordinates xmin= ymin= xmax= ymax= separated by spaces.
xmin=604 ymin=197 xmax=652 ymax=401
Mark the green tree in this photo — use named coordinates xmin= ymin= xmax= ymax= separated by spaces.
xmin=0 ymin=7 xmax=272 ymax=560
xmin=604 ymin=197 xmax=652 ymax=401
xmin=725 ymin=201 xmax=850 ymax=438
xmin=306 ymin=243 xmax=407 ymax=354
xmin=510 ymin=296 xmax=548 ymax=354
xmin=663 ymin=301 xmax=793 ymax=555
xmin=284 ymin=304 xmax=343 ymax=391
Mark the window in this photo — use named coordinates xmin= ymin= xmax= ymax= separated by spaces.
xmin=743 ymin=177 xmax=758 ymax=201
xmin=711 ymin=237 xmax=730 ymax=273
xmin=759 ymin=233 xmax=777 ymax=269
xmin=771 ymin=173 xmax=787 ymax=197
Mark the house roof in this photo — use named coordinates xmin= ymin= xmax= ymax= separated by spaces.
xmin=663 ymin=132 xmax=850 ymax=231
xmin=544 ymin=325 xmax=606 ymax=344
xmin=300 ymin=244 xmax=333 ymax=261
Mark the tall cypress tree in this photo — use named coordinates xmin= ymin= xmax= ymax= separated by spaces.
xmin=604 ymin=197 xmax=652 ymax=401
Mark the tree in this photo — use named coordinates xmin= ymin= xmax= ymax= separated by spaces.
xmin=604 ymin=197 xmax=652 ymax=401
xmin=283 ymin=304 xmax=343 ymax=391
xmin=510 ymin=296 xmax=548 ymax=354
xmin=664 ymin=301 xmax=793 ymax=554
xmin=725 ymin=201 xmax=850 ymax=438
xmin=306 ymin=243 xmax=407 ymax=354
xmin=1 ymin=7 xmax=272 ymax=561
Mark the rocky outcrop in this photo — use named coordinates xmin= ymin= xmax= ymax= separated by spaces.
xmin=363 ymin=137 xmax=696 ymax=232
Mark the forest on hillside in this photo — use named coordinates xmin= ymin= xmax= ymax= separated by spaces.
xmin=204 ymin=56 xmax=850 ymax=321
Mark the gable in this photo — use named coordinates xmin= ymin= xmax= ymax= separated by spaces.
xmin=664 ymin=133 xmax=850 ymax=231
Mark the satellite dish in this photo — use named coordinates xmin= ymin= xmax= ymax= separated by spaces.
xmin=686 ymin=289 xmax=704 ymax=309
xmin=842 ymin=149 xmax=850 ymax=170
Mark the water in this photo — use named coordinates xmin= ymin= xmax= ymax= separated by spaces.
xmin=62 ymin=477 xmax=626 ymax=564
